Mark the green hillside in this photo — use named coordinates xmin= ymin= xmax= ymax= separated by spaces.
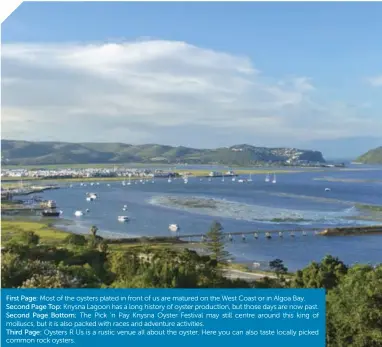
xmin=356 ymin=146 xmax=382 ymax=164
xmin=1 ymin=140 xmax=325 ymax=166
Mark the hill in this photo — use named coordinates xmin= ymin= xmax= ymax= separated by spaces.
xmin=1 ymin=140 xmax=325 ymax=166
xmin=356 ymin=146 xmax=382 ymax=164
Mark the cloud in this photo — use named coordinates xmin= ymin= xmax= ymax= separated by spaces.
xmin=368 ymin=75 xmax=382 ymax=87
xmin=1 ymin=40 xmax=380 ymax=147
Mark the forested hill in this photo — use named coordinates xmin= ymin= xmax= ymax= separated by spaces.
xmin=1 ymin=140 xmax=326 ymax=166
xmin=356 ymin=146 xmax=382 ymax=164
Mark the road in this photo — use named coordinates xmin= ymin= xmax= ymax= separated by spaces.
xmin=222 ymin=269 xmax=277 ymax=282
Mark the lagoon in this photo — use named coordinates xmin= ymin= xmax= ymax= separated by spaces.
xmin=29 ymin=166 xmax=382 ymax=271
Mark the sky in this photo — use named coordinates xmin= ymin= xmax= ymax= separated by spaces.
xmin=1 ymin=2 xmax=382 ymax=158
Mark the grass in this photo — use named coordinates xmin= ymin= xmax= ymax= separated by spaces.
xmin=1 ymin=220 xmax=69 ymax=245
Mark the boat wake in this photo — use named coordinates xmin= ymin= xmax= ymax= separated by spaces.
xmin=148 ymin=195 xmax=369 ymax=225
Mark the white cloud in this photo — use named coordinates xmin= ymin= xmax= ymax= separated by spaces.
xmin=368 ymin=75 xmax=382 ymax=87
xmin=1 ymin=40 xmax=380 ymax=147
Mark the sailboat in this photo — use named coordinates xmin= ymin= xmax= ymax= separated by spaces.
xmin=265 ymin=173 xmax=270 ymax=182
xmin=247 ymin=173 xmax=253 ymax=182
xmin=168 ymin=177 xmax=172 ymax=183
xmin=127 ymin=177 xmax=131 ymax=185
xmin=272 ymin=173 xmax=277 ymax=184
xmin=222 ymin=174 xmax=225 ymax=182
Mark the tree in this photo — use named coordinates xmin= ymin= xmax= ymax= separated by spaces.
xmin=292 ymin=255 xmax=348 ymax=290
xmin=326 ymin=264 xmax=382 ymax=347
xmin=269 ymin=258 xmax=288 ymax=280
xmin=65 ymin=234 xmax=87 ymax=246
xmin=19 ymin=231 xmax=40 ymax=246
xmin=204 ymin=221 xmax=231 ymax=264
xmin=90 ymin=226 xmax=98 ymax=237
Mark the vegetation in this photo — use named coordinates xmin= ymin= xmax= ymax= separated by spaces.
xmin=356 ymin=146 xmax=382 ymax=164
xmin=1 ymin=220 xmax=381 ymax=346
xmin=1 ymin=139 xmax=325 ymax=166
xmin=203 ymin=221 xmax=231 ymax=264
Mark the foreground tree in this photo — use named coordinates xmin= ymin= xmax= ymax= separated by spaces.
xmin=292 ymin=255 xmax=348 ymax=290
xmin=269 ymin=258 xmax=288 ymax=281
xmin=326 ymin=264 xmax=382 ymax=347
xmin=204 ymin=221 xmax=231 ymax=264
xmin=90 ymin=226 xmax=98 ymax=237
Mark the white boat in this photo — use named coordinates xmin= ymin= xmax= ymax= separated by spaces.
xmin=151 ymin=180 xmax=155 ymax=184
xmin=96 ymin=182 xmax=100 ymax=185
xmin=85 ymin=209 xmax=90 ymax=213
xmin=127 ymin=178 xmax=131 ymax=185
xmin=90 ymin=183 xmax=94 ymax=186
xmin=222 ymin=175 xmax=225 ymax=182
xmin=74 ymin=210 xmax=84 ymax=217
xmin=169 ymin=224 xmax=180 ymax=232
xmin=265 ymin=173 xmax=270 ymax=182
xmin=325 ymin=188 xmax=331 ymax=192
xmin=122 ymin=181 xmax=126 ymax=186
xmin=86 ymin=197 xmax=93 ymax=202
xmin=123 ymin=205 xmax=128 ymax=208
xmin=184 ymin=178 xmax=188 ymax=184
xmin=80 ymin=183 xmax=84 ymax=186
xmin=89 ymin=193 xmax=97 ymax=199
xmin=232 ymin=177 xmax=236 ymax=182
xmin=107 ymin=184 xmax=111 ymax=187
xmin=118 ymin=216 xmax=129 ymax=222
xmin=168 ymin=178 xmax=172 ymax=183
xmin=247 ymin=173 xmax=253 ymax=182
xmin=272 ymin=174 xmax=277 ymax=184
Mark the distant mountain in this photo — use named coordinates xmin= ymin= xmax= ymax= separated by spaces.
xmin=1 ymin=140 xmax=326 ymax=166
xmin=356 ymin=147 xmax=382 ymax=164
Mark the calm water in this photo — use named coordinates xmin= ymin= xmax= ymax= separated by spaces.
xmin=36 ymin=166 xmax=382 ymax=271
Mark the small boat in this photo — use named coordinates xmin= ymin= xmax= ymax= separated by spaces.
xmin=228 ymin=234 xmax=233 ymax=241
xmin=85 ymin=209 xmax=90 ymax=213
xmin=74 ymin=210 xmax=84 ymax=217
xmin=169 ymin=224 xmax=179 ymax=232
xmin=168 ymin=178 xmax=172 ymax=183
xmin=41 ymin=210 xmax=60 ymax=217
xmin=90 ymin=183 xmax=94 ymax=186
xmin=272 ymin=174 xmax=277 ymax=184
xmin=96 ymin=182 xmax=100 ymax=185
xmin=123 ymin=205 xmax=128 ymax=209
xmin=80 ymin=183 xmax=84 ymax=186
xmin=325 ymin=188 xmax=331 ymax=192
xmin=107 ymin=184 xmax=111 ymax=187
xmin=151 ymin=180 xmax=155 ymax=184
xmin=238 ymin=179 xmax=244 ymax=183
xmin=254 ymin=232 xmax=258 ymax=239
xmin=86 ymin=197 xmax=93 ymax=202
xmin=247 ymin=173 xmax=253 ymax=182
xmin=265 ymin=232 xmax=272 ymax=239
xmin=265 ymin=173 xmax=270 ymax=183
xmin=89 ymin=193 xmax=97 ymax=199
xmin=302 ymin=231 xmax=307 ymax=236
xmin=232 ymin=177 xmax=236 ymax=182
xmin=184 ymin=178 xmax=188 ymax=184
xmin=122 ymin=181 xmax=126 ymax=186
xmin=290 ymin=232 xmax=295 ymax=237
xmin=242 ymin=234 xmax=246 ymax=241
xmin=118 ymin=216 xmax=129 ymax=222
xmin=279 ymin=231 xmax=283 ymax=238
xmin=122 ymin=207 xmax=127 ymax=211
